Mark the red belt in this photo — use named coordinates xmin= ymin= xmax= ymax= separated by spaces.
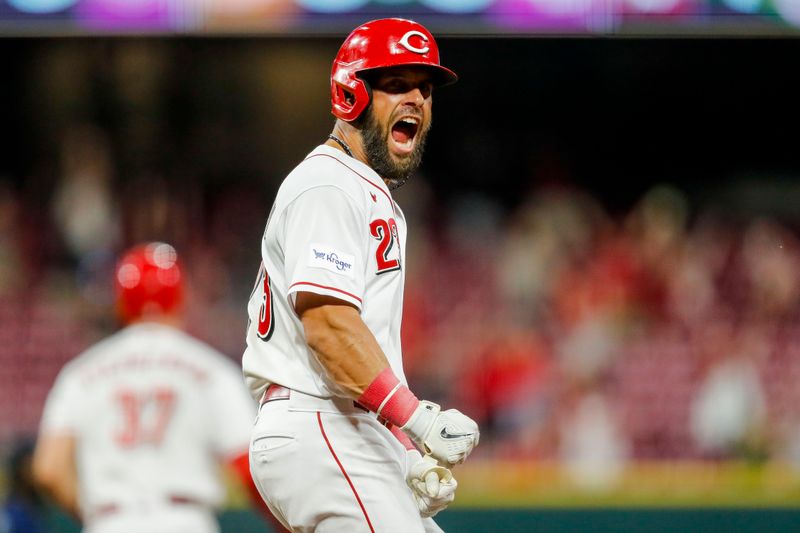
xmin=91 ymin=495 xmax=205 ymax=519
xmin=260 ymin=383 xmax=367 ymax=412
xmin=260 ymin=383 xmax=291 ymax=405
xmin=168 ymin=495 xmax=203 ymax=506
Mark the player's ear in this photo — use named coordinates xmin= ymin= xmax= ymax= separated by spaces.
xmin=343 ymin=88 xmax=356 ymax=107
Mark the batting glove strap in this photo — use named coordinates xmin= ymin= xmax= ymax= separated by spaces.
xmin=401 ymin=401 xmax=441 ymax=451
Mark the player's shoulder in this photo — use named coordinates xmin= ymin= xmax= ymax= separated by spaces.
xmin=56 ymin=324 xmax=241 ymax=388
xmin=141 ymin=324 xmax=227 ymax=362
xmin=164 ymin=327 xmax=246 ymax=380
xmin=280 ymin=145 xmax=385 ymax=204
xmin=54 ymin=326 xmax=132 ymax=378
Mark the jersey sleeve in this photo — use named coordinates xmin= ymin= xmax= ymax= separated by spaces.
xmin=281 ymin=185 xmax=367 ymax=310
xmin=39 ymin=366 xmax=82 ymax=435
xmin=208 ymin=358 xmax=258 ymax=458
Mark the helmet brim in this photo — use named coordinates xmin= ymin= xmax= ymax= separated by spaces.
xmin=358 ymin=63 xmax=458 ymax=89
xmin=426 ymin=64 xmax=459 ymax=88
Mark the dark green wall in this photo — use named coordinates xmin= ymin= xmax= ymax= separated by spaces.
xmin=47 ymin=507 xmax=800 ymax=533
xmin=436 ymin=509 xmax=800 ymax=533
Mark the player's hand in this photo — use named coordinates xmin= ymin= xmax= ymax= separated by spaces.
xmin=401 ymin=401 xmax=480 ymax=467
xmin=405 ymin=450 xmax=458 ymax=518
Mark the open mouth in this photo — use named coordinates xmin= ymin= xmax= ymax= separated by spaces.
xmin=390 ymin=116 xmax=420 ymax=156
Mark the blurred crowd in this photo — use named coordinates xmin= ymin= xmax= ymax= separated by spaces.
xmin=2 ymin=121 xmax=800 ymax=497
xmin=398 ymin=175 xmax=800 ymax=485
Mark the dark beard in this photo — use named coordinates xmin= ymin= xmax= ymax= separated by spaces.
xmin=360 ymin=109 xmax=430 ymax=190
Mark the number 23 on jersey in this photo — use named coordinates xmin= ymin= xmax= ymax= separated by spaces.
xmin=370 ymin=217 xmax=401 ymax=274
xmin=253 ymin=217 xmax=400 ymax=343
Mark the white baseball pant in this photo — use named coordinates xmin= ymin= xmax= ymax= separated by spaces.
xmin=249 ymin=386 xmax=445 ymax=533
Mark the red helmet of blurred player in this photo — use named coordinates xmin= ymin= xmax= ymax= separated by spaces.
xmin=114 ymin=242 xmax=184 ymax=325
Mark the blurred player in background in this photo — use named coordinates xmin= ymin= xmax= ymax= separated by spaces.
xmin=243 ymin=18 xmax=479 ymax=532
xmin=32 ymin=242 xmax=272 ymax=533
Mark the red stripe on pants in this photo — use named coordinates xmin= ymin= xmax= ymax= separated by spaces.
xmin=317 ymin=411 xmax=375 ymax=533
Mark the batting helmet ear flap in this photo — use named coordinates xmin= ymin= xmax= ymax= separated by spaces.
xmin=355 ymin=76 xmax=373 ymax=122
xmin=331 ymin=73 xmax=371 ymax=122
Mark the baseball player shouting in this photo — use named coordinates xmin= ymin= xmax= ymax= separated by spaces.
xmin=243 ymin=18 xmax=480 ymax=532
xmin=32 ymin=243 xmax=273 ymax=533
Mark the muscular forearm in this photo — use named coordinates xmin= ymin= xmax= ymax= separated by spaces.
xmin=299 ymin=298 xmax=389 ymax=399
xmin=296 ymin=291 xmax=479 ymax=467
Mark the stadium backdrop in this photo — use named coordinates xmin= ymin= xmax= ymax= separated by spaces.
xmin=2 ymin=1 xmax=800 ymax=532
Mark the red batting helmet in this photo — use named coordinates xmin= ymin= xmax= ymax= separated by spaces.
xmin=331 ymin=18 xmax=458 ymax=122
xmin=115 ymin=242 xmax=184 ymax=325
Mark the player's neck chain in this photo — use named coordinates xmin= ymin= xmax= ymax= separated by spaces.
xmin=327 ymin=134 xmax=354 ymax=158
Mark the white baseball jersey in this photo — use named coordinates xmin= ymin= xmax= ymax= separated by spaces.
xmin=39 ymin=322 xmax=256 ymax=524
xmin=242 ymin=144 xmax=408 ymax=400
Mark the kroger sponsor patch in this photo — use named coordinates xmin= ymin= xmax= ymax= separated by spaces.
xmin=308 ymin=244 xmax=356 ymax=279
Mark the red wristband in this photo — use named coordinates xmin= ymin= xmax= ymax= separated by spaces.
xmin=358 ymin=367 xmax=419 ymax=426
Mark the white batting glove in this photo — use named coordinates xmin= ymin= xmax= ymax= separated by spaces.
xmin=405 ymin=450 xmax=458 ymax=518
xmin=401 ymin=401 xmax=480 ymax=467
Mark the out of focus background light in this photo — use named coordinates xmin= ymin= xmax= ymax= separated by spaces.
xmin=721 ymin=0 xmax=763 ymax=14
xmin=420 ymin=0 xmax=495 ymax=13
xmin=0 ymin=0 xmax=798 ymax=33
xmin=625 ymin=0 xmax=684 ymax=13
xmin=75 ymin=0 xmax=171 ymax=27
xmin=373 ymin=0 xmax=416 ymax=5
xmin=296 ymin=0 xmax=370 ymax=13
xmin=774 ymin=0 xmax=800 ymax=27
xmin=204 ymin=0 xmax=298 ymax=25
xmin=533 ymin=0 xmax=593 ymax=17
xmin=205 ymin=0 xmax=291 ymax=16
xmin=6 ymin=0 xmax=77 ymax=13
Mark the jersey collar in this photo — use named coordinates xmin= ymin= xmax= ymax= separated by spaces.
xmin=310 ymin=145 xmax=392 ymax=197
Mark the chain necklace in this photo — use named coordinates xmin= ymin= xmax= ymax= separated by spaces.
xmin=327 ymin=134 xmax=353 ymax=158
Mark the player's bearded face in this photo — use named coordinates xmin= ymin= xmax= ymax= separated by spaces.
xmin=360 ymin=103 xmax=432 ymax=191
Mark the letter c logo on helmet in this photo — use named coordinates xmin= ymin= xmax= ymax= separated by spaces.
xmin=330 ymin=18 xmax=457 ymax=122
xmin=398 ymin=31 xmax=430 ymax=54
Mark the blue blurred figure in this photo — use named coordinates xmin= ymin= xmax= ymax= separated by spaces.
xmin=2 ymin=439 xmax=46 ymax=533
